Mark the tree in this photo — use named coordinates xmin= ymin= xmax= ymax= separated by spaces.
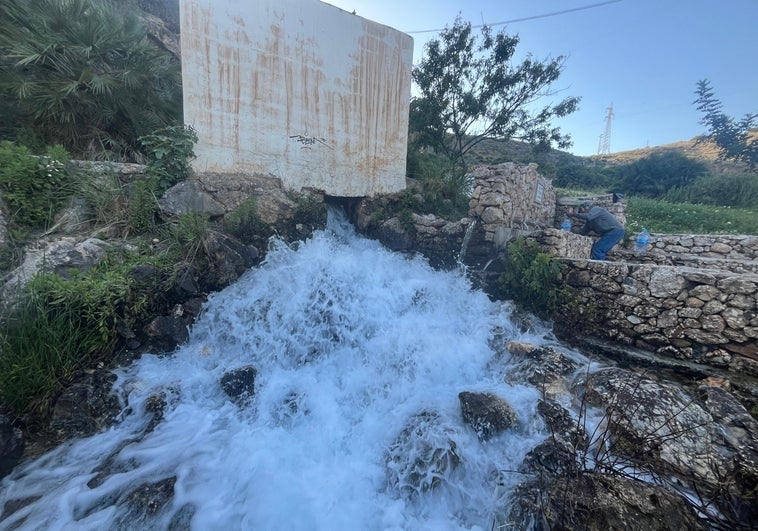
xmin=694 ymin=79 xmax=757 ymax=169
xmin=410 ymin=17 xmax=579 ymax=171
xmin=0 ymin=0 xmax=182 ymax=159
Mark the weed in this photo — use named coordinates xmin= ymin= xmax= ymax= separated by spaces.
xmin=497 ymin=237 xmax=582 ymax=321
xmin=0 ymin=141 xmax=72 ymax=228
xmin=138 ymin=124 xmax=198 ymax=193
xmin=127 ymin=177 xmax=160 ymax=235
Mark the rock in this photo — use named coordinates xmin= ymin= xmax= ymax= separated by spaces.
xmin=458 ymin=391 xmax=517 ymax=441
xmin=200 ymin=229 xmax=259 ymax=290
xmin=49 ymin=370 xmax=121 ymax=444
xmin=143 ymin=315 xmax=192 ymax=351
xmin=505 ymin=345 xmax=578 ymax=397
xmin=113 ymin=476 xmax=177 ymax=529
xmin=536 ymin=399 xmax=588 ymax=449
xmin=506 ymin=467 xmax=708 ymax=530
xmin=0 ymin=414 xmax=24 ymax=479
xmin=220 ymin=365 xmax=257 ymax=404
xmin=580 ymin=367 xmax=758 ymax=523
xmin=1 ymin=237 xmax=112 ymax=305
xmin=158 ymin=181 xmax=226 ymax=219
xmin=385 ymin=411 xmax=460 ymax=496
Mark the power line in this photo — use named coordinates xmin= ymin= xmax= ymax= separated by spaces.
xmin=405 ymin=0 xmax=623 ymax=34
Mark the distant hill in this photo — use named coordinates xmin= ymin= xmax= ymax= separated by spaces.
xmin=468 ymin=135 xmax=752 ymax=175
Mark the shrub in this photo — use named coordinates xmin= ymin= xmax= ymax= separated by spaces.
xmin=138 ymin=124 xmax=198 ymax=192
xmin=0 ymin=0 xmax=182 ymax=159
xmin=0 ymin=141 xmax=71 ymax=228
xmin=224 ymin=198 xmax=269 ymax=246
xmin=662 ymin=172 xmax=758 ymax=208
xmin=406 ymin=150 xmax=470 ymax=219
xmin=127 ymin=177 xmax=160 ymax=235
xmin=497 ymin=237 xmax=567 ymax=319
xmin=171 ymin=212 xmax=209 ymax=262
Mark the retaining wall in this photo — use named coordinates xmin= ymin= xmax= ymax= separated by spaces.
xmin=557 ymin=258 xmax=758 ymax=376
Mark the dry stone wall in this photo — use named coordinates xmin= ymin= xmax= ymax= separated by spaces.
xmin=642 ymin=234 xmax=758 ymax=260
xmin=560 ymin=259 xmax=758 ymax=376
xmin=467 ymin=163 xmax=555 ymax=249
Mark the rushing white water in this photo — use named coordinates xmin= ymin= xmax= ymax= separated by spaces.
xmin=1 ymin=209 xmax=573 ymax=530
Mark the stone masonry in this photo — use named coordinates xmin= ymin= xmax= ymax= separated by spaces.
xmin=464 ymin=164 xmax=758 ymax=377
xmin=559 ymin=259 xmax=758 ymax=376
xmin=468 ymin=163 xmax=555 ymax=249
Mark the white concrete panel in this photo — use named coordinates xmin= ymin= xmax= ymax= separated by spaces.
xmin=180 ymin=0 xmax=413 ymax=196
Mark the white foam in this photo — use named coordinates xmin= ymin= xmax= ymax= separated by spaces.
xmin=1 ymin=210 xmax=561 ymax=530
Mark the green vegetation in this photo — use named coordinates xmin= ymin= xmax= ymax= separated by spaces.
xmin=496 ymin=237 xmax=592 ymax=322
xmin=0 ymin=258 xmax=172 ymax=415
xmin=0 ymin=0 xmax=182 ymax=160
xmin=626 ymin=197 xmax=758 ymax=235
xmin=405 ymin=151 xmax=471 ymax=220
xmin=0 ymin=141 xmax=72 ymax=229
xmin=615 ymin=151 xmax=708 ymax=199
xmin=662 ymin=171 xmax=758 ymax=208
xmin=410 ymin=16 xmax=578 ymax=172
xmin=139 ymin=124 xmax=199 ymax=191
xmin=694 ymin=79 xmax=757 ymax=168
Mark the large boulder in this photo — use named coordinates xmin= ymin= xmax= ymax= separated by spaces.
xmin=506 ymin=444 xmax=709 ymax=531
xmin=579 ymin=367 xmax=758 ymax=523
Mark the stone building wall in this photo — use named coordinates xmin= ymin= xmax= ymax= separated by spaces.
xmin=558 ymin=259 xmax=758 ymax=376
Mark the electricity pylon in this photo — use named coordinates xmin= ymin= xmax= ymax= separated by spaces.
xmin=597 ymin=103 xmax=614 ymax=155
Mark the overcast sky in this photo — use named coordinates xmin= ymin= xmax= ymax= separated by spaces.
xmin=322 ymin=0 xmax=758 ymax=156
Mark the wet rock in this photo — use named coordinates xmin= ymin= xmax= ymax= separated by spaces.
xmin=113 ymin=476 xmax=177 ymax=529
xmin=536 ymin=399 xmax=588 ymax=449
xmin=220 ymin=365 xmax=257 ymax=405
xmin=458 ymin=391 xmax=517 ymax=441
xmin=580 ymin=367 xmax=758 ymax=523
xmin=143 ymin=315 xmax=192 ymax=351
xmin=385 ymin=411 xmax=461 ymax=496
xmin=168 ymin=503 xmax=196 ymax=531
xmin=201 ymin=229 xmax=259 ymax=290
xmin=49 ymin=370 xmax=121 ymax=443
xmin=0 ymin=414 xmax=24 ymax=479
xmin=505 ymin=345 xmax=578 ymax=398
xmin=506 ymin=469 xmax=709 ymax=531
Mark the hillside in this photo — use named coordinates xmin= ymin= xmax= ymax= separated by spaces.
xmin=469 ymin=134 xmax=752 ymax=175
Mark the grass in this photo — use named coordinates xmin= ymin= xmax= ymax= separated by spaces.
xmin=626 ymin=197 xmax=758 ymax=235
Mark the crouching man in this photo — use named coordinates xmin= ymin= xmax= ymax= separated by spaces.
xmin=572 ymin=205 xmax=625 ymax=260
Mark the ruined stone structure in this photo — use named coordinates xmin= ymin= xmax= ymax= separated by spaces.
xmin=180 ymin=0 xmax=413 ymax=197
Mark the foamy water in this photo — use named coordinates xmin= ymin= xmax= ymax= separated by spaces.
xmin=1 ymin=210 xmax=573 ymax=530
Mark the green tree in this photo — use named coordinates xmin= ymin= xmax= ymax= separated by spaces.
xmin=694 ymin=79 xmax=757 ymax=169
xmin=0 ymin=0 xmax=182 ymax=159
xmin=616 ymin=151 xmax=708 ymax=199
xmin=410 ymin=17 xmax=579 ymax=171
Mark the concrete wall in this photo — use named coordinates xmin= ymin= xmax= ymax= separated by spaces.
xmin=180 ymin=0 xmax=413 ymax=196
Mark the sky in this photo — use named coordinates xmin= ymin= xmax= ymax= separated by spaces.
xmin=322 ymin=0 xmax=758 ymax=156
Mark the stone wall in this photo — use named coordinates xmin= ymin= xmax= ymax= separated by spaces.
xmin=642 ymin=234 xmax=758 ymax=260
xmin=558 ymin=259 xmax=758 ymax=376
xmin=555 ymin=193 xmax=627 ymax=229
xmin=467 ymin=163 xmax=556 ymax=249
